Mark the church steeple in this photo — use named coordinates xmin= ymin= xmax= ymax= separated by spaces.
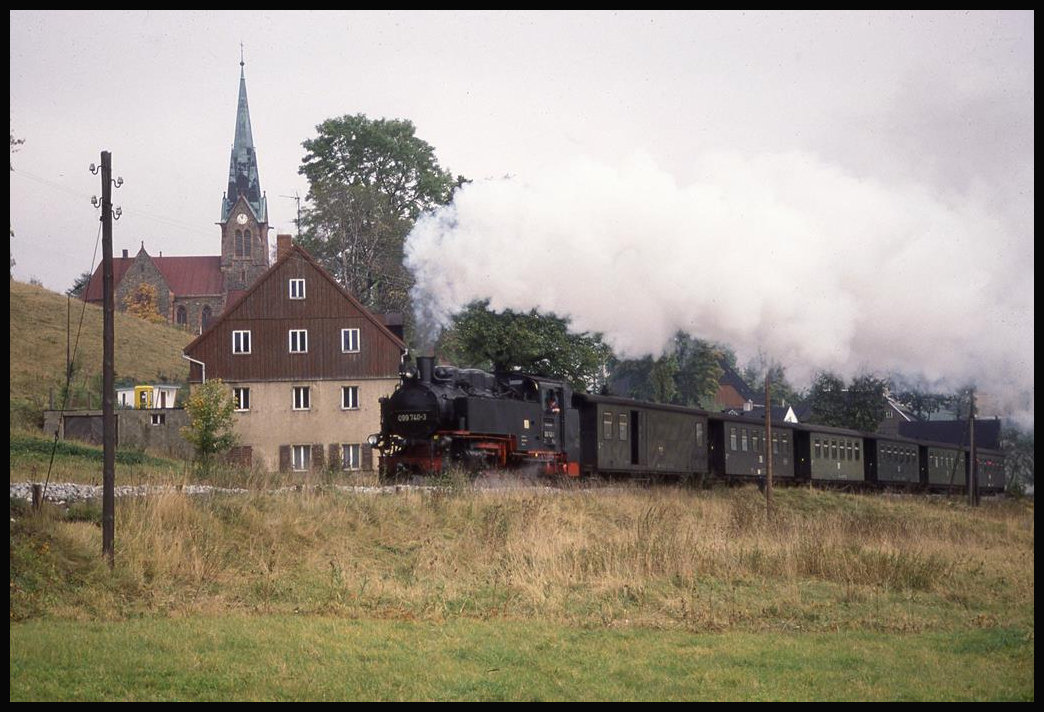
xmin=221 ymin=48 xmax=267 ymax=224
xmin=219 ymin=48 xmax=270 ymax=295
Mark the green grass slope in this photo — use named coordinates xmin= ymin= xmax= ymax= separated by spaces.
xmin=9 ymin=279 xmax=194 ymax=423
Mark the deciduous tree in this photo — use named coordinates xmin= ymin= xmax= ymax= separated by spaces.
xmin=181 ymin=379 xmax=238 ymax=477
xmin=436 ymin=300 xmax=612 ymax=393
xmin=297 ymin=114 xmax=461 ymax=317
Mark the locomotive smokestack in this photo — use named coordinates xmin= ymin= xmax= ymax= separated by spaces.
xmin=417 ymin=356 xmax=434 ymax=384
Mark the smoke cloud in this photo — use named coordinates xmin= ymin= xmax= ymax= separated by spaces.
xmin=406 ymin=150 xmax=1033 ymax=426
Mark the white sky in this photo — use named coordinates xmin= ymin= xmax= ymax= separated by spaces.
xmin=9 ymin=10 xmax=1034 ymax=424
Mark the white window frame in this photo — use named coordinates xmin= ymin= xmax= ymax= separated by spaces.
xmin=150 ymin=413 xmax=166 ymax=426
xmin=233 ymin=387 xmax=250 ymax=412
xmin=341 ymin=328 xmax=361 ymax=353
xmin=292 ymin=444 xmax=311 ymax=472
xmin=341 ymin=385 xmax=360 ymax=410
xmin=289 ymin=329 xmax=308 ymax=354
xmin=289 ymin=278 xmax=306 ymax=300
xmin=293 ymin=386 xmax=311 ymax=411
xmin=232 ymin=330 xmax=252 ymax=354
xmin=341 ymin=443 xmax=362 ymax=471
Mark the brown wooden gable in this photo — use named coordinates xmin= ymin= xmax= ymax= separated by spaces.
xmin=185 ymin=245 xmax=406 ymax=383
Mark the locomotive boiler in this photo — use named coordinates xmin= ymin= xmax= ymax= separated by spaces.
xmin=370 ymin=356 xmax=581 ymax=477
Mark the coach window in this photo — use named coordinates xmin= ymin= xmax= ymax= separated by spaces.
xmin=618 ymin=413 xmax=628 ymax=441
xmin=741 ymin=429 xmax=748 ymax=452
xmin=830 ymin=440 xmax=837 ymax=460
xmin=695 ymin=421 xmax=704 ymax=448
xmin=751 ymin=432 xmax=759 ymax=453
xmin=854 ymin=443 xmax=860 ymax=461
xmin=729 ymin=427 xmax=738 ymax=451
xmin=603 ymin=411 xmax=614 ymax=440
xmin=814 ymin=439 xmax=821 ymax=459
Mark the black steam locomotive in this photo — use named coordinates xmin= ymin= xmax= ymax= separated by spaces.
xmin=369 ymin=356 xmax=581 ymax=476
xmin=370 ymin=355 xmax=1006 ymax=493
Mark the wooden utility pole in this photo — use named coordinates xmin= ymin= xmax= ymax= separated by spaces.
xmin=968 ymin=387 xmax=979 ymax=506
xmin=765 ymin=371 xmax=774 ymax=516
xmin=92 ymin=152 xmax=122 ymax=567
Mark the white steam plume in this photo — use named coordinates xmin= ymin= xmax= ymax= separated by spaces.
xmin=406 ymin=151 xmax=1033 ymax=426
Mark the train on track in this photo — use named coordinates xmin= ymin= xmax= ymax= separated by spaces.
xmin=368 ymin=356 xmax=1005 ymax=494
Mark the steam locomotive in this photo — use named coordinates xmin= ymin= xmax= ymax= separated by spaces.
xmin=369 ymin=355 xmax=1006 ymax=493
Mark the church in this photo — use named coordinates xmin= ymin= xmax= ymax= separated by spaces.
xmin=82 ymin=56 xmax=272 ymax=333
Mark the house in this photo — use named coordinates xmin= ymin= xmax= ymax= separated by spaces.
xmin=182 ymin=236 xmax=407 ymax=473
xmin=82 ymin=57 xmax=271 ymax=333
xmin=710 ymin=361 xmax=759 ymax=411
xmin=116 ymin=384 xmax=180 ymax=409
xmin=875 ymin=392 xmax=918 ymax=436
xmin=724 ymin=402 xmax=799 ymax=424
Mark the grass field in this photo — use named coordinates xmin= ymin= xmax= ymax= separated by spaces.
xmin=9 ymin=438 xmax=1035 ymax=700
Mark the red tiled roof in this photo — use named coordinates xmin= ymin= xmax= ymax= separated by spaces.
xmin=83 ymin=254 xmax=224 ymax=302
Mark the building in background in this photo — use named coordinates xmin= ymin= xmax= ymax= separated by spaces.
xmin=82 ymin=57 xmax=270 ymax=333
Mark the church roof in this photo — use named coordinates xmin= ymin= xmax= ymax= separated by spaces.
xmin=220 ymin=58 xmax=266 ymax=224
xmin=82 ymin=253 xmax=224 ymax=302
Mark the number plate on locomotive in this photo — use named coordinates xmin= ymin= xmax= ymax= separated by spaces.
xmin=396 ymin=412 xmax=429 ymax=422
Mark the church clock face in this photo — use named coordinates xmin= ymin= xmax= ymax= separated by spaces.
xmin=236 ymin=212 xmax=248 ymax=224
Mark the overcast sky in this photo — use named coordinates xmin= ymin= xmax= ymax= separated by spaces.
xmin=9 ymin=10 xmax=1034 ymax=424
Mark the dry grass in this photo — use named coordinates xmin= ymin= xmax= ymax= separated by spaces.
xmin=11 ymin=482 xmax=1034 ymax=635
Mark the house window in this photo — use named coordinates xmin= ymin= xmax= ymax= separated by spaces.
xmin=201 ymin=305 xmax=213 ymax=330
xmin=292 ymin=445 xmax=311 ymax=472
xmin=289 ymin=278 xmax=306 ymax=300
xmin=289 ymin=329 xmax=308 ymax=354
xmin=243 ymin=230 xmax=252 ymax=257
xmin=293 ymin=386 xmax=311 ymax=411
xmin=176 ymin=306 xmax=187 ymax=325
xmin=150 ymin=413 xmax=166 ymax=426
xmin=341 ymin=328 xmax=360 ymax=353
xmin=341 ymin=443 xmax=362 ymax=470
xmin=341 ymin=385 xmax=359 ymax=410
xmin=232 ymin=330 xmax=251 ymax=354
xmin=233 ymin=387 xmax=250 ymax=412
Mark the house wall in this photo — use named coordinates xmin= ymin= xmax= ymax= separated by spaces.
xmin=220 ymin=378 xmax=398 ymax=472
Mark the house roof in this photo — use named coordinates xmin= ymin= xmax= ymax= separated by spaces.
xmin=82 ymin=253 xmax=224 ymax=302
xmin=898 ymin=418 xmax=1002 ymax=450
xmin=718 ymin=360 xmax=757 ymax=402
xmin=183 ymin=243 xmax=407 ymax=354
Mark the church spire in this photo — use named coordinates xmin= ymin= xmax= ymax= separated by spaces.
xmin=221 ymin=49 xmax=266 ymax=223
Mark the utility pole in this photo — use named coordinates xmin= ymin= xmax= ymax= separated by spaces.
xmin=765 ymin=370 xmax=774 ymax=517
xmin=968 ymin=387 xmax=979 ymax=506
xmin=91 ymin=153 xmax=122 ymax=568
xmin=281 ymin=192 xmax=301 ymax=239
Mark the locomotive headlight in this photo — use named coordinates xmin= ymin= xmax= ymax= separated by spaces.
xmin=367 ymin=434 xmax=379 ymax=447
